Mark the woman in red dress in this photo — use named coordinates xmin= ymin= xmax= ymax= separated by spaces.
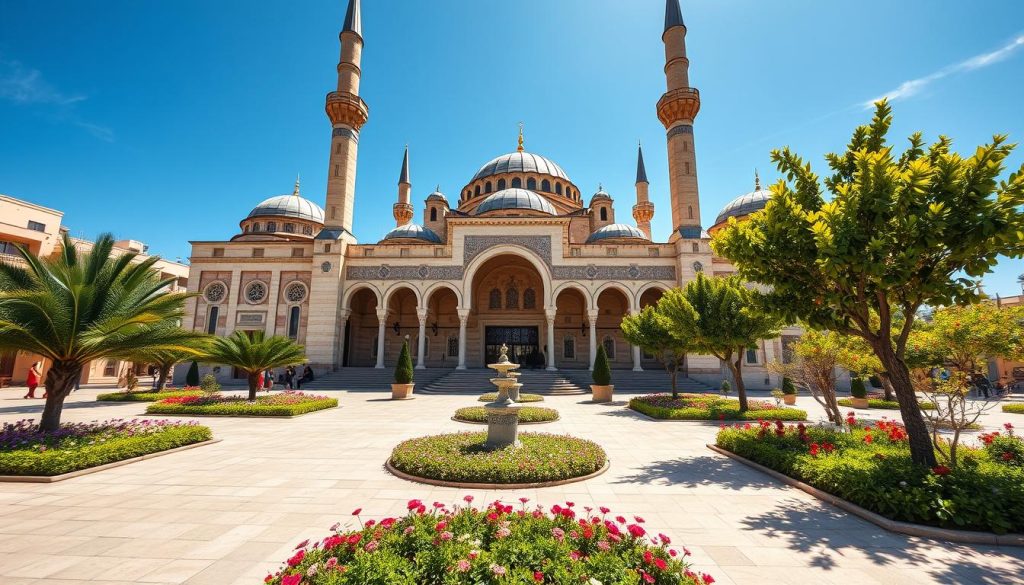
xmin=23 ymin=362 xmax=42 ymax=399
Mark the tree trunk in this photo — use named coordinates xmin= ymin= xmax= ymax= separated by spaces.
xmin=871 ymin=341 xmax=937 ymax=467
xmin=728 ymin=355 xmax=748 ymax=412
xmin=664 ymin=361 xmax=679 ymax=399
xmin=157 ymin=365 xmax=171 ymax=391
xmin=247 ymin=372 xmax=260 ymax=401
xmin=40 ymin=362 xmax=82 ymax=432
xmin=879 ymin=373 xmax=895 ymax=402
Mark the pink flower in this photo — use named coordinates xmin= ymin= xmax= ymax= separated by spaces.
xmin=551 ymin=527 xmax=565 ymax=541
xmin=627 ymin=524 xmax=646 ymax=538
xmin=495 ymin=527 xmax=511 ymax=539
xmin=456 ymin=559 xmax=471 ymax=572
xmin=599 ymin=506 xmax=610 ymax=514
xmin=435 ymin=521 xmax=448 ymax=532
xmin=440 ymin=531 xmax=453 ymax=541
xmin=282 ymin=575 xmax=302 ymax=585
xmin=597 ymin=540 xmax=610 ymax=551
xmin=491 ymin=563 xmax=507 ymax=576
xmin=364 ymin=540 xmax=378 ymax=552
xmin=534 ymin=571 xmax=545 ymax=582
xmin=407 ymin=499 xmax=423 ymax=511
xmin=294 ymin=539 xmax=309 ymax=550
xmin=569 ymin=550 xmax=581 ymax=561
xmin=325 ymin=557 xmax=338 ymax=569
xmin=287 ymin=550 xmax=305 ymax=567
xmin=463 ymin=495 xmax=474 ymax=503
xmin=658 ymin=533 xmax=671 ymax=545
xmin=351 ymin=508 xmax=362 ymax=515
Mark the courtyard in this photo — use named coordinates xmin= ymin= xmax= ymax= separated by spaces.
xmin=0 ymin=385 xmax=1021 ymax=585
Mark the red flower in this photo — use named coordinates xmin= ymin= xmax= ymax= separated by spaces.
xmin=534 ymin=571 xmax=544 ymax=582
xmin=931 ymin=465 xmax=951 ymax=476
xmin=599 ymin=506 xmax=610 ymax=514
xmin=287 ymin=550 xmax=305 ymax=567
xmin=655 ymin=558 xmax=668 ymax=570
xmin=351 ymin=508 xmax=362 ymax=515
xmin=627 ymin=524 xmax=646 ymax=538
xmin=643 ymin=550 xmax=653 ymax=564
xmin=658 ymin=532 xmax=671 ymax=545
xmin=809 ymin=443 xmax=820 ymax=457
xmin=1002 ymin=452 xmax=1014 ymax=461
xmin=407 ymin=499 xmax=423 ymax=511
xmin=463 ymin=495 xmax=474 ymax=503
xmin=282 ymin=575 xmax=302 ymax=585
xmin=863 ymin=434 xmax=873 ymax=444
xmin=702 ymin=574 xmax=716 ymax=584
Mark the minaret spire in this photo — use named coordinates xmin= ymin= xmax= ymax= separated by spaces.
xmin=517 ymin=122 xmax=525 ymax=152
xmin=292 ymin=174 xmax=301 ymax=197
xmin=393 ymin=146 xmax=413 ymax=226
xmin=754 ymin=169 xmax=761 ymax=190
xmin=342 ymin=0 xmax=361 ymax=38
xmin=633 ymin=142 xmax=654 ymax=239
xmin=664 ymin=0 xmax=685 ymax=33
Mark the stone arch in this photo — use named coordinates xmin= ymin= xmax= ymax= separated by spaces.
xmin=594 ymin=285 xmax=632 ymax=369
xmin=595 ymin=281 xmax=636 ymax=312
xmin=423 ymin=281 xmax=463 ymax=308
xmin=462 ymin=245 xmax=552 ymax=311
xmin=382 ymin=283 xmax=423 ymax=309
xmin=636 ymin=282 xmax=670 ymax=309
xmin=551 ymin=281 xmax=594 ymax=311
xmin=342 ymin=283 xmax=382 ymax=311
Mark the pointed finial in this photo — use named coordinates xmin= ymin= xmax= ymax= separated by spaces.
xmin=754 ymin=169 xmax=761 ymax=191
xmin=399 ymin=145 xmax=411 ymax=185
xmin=664 ymin=0 xmax=685 ymax=33
xmin=342 ymin=0 xmax=362 ymax=37
xmin=292 ymin=174 xmax=301 ymax=197
xmin=517 ymin=122 xmax=524 ymax=152
xmin=636 ymin=142 xmax=649 ymax=184
xmin=436 ymin=184 xmax=440 ymax=192
xmin=598 ymin=182 xmax=603 ymax=191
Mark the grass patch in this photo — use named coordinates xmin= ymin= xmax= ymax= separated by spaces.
xmin=97 ymin=390 xmax=202 ymax=402
xmin=838 ymin=398 xmax=936 ymax=410
xmin=0 ymin=419 xmax=212 ymax=476
xmin=453 ymin=406 xmax=559 ymax=423
xmin=146 ymin=391 xmax=337 ymax=417
xmin=630 ymin=393 xmax=807 ymax=421
xmin=390 ymin=432 xmax=606 ymax=484
xmin=478 ymin=392 xmax=544 ymax=403
xmin=716 ymin=420 xmax=1024 ymax=533
xmin=1003 ymin=403 xmax=1024 ymax=414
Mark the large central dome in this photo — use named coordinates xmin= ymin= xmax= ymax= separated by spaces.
xmin=471 ymin=151 xmax=570 ymax=183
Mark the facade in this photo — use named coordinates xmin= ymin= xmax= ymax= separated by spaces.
xmin=0 ymin=194 xmax=189 ymax=385
xmin=180 ymin=0 xmax=791 ymax=389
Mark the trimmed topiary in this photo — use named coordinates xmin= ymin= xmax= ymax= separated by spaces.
xmin=394 ymin=340 xmax=414 ymax=384
xmin=850 ymin=377 xmax=868 ymax=399
xmin=185 ymin=360 xmax=200 ymax=387
xmin=592 ymin=344 xmax=611 ymax=386
xmin=782 ymin=377 xmax=797 ymax=395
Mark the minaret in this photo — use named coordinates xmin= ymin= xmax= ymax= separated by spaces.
xmin=657 ymin=0 xmax=701 ymax=239
xmin=393 ymin=146 xmax=413 ymax=226
xmin=632 ymin=143 xmax=654 ymax=238
xmin=323 ymin=0 xmax=369 ymax=237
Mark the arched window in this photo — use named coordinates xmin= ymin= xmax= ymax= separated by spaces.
xmin=541 ymin=179 xmax=551 ymax=192
xmin=253 ymin=223 xmax=261 ymax=232
xmin=688 ymin=206 xmax=693 ymax=219
xmin=505 ymin=287 xmax=519 ymax=309
xmin=555 ymin=183 xmax=563 ymax=195
xmin=511 ymin=177 xmax=522 ymax=188
xmin=206 ymin=306 xmax=219 ymax=335
xmin=600 ymin=208 xmax=608 ymax=221
xmin=430 ymin=208 xmax=437 ymax=222
xmin=563 ymin=335 xmax=576 ymax=359
xmin=485 ymin=181 xmax=493 ymax=193
xmin=288 ymin=306 xmax=300 ymax=340
xmin=489 ymin=288 xmax=502 ymax=309
xmin=283 ymin=223 xmax=295 ymax=233
xmin=266 ymin=221 xmax=277 ymax=232
xmin=685 ymin=162 xmax=691 ymax=174
xmin=475 ymin=185 xmax=481 ymax=196
xmin=335 ymin=142 xmax=342 ymax=154
xmin=497 ymin=178 xmax=506 ymax=190
xmin=692 ymin=243 xmax=699 ymax=253
xmin=523 ymin=288 xmax=536 ymax=309
xmin=526 ymin=177 xmax=537 ymax=190
xmin=602 ymin=335 xmax=616 ymax=360
xmin=447 ymin=336 xmax=458 ymax=358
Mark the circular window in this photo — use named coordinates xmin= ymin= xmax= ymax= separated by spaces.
xmin=245 ymin=281 xmax=268 ymax=304
xmin=285 ymin=282 xmax=307 ymax=303
xmin=204 ymin=282 xmax=227 ymax=303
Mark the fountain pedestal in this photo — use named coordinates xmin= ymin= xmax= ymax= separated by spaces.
xmin=483 ymin=344 xmax=524 ymax=449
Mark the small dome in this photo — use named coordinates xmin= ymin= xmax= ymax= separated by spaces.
xmin=426 ymin=188 xmax=448 ymax=203
xmin=587 ymin=223 xmax=650 ymax=243
xmin=471 ymin=151 xmax=570 ymax=183
xmin=381 ymin=223 xmax=442 ymax=244
xmin=715 ymin=188 xmax=772 ymax=226
xmin=591 ymin=186 xmax=611 ymax=202
xmin=474 ymin=188 xmax=557 ymax=215
xmin=247 ymin=194 xmax=325 ymax=224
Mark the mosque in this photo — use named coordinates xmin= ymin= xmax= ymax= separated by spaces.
xmin=181 ymin=0 xmax=794 ymax=388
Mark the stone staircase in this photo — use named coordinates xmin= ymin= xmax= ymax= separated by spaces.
xmin=418 ymin=368 xmax=587 ymax=396
xmin=298 ymin=367 xmax=451 ymax=392
xmin=562 ymin=369 xmax=714 ymax=395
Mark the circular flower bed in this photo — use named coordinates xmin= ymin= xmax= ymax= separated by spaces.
xmin=630 ymin=393 xmax=807 ymax=421
xmin=389 ymin=432 xmax=606 ymax=485
xmin=264 ymin=497 xmax=714 ymax=585
xmin=453 ymin=406 xmax=559 ymax=424
xmin=478 ymin=392 xmax=544 ymax=403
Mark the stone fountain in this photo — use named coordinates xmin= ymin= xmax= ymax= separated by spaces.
xmin=482 ymin=343 xmax=524 ymax=449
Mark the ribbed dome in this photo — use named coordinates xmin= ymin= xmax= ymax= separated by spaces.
xmin=587 ymin=223 xmax=650 ymax=243
xmin=247 ymin=195 xmax=325 ymax=224
xmin=474 ymin=188 xmax=557 ymax=215
xmin=381 ymin=223 xmax=442 ymax=244
xmin=714 ymin=188 xmax=772 ymax=226
xmin=471 ymin=151 xmax=570 ymax=183
xmin=426 ymin=189 xmax=448 ymax=203
xmin=591 ymin=187 xmax=611 ymax=202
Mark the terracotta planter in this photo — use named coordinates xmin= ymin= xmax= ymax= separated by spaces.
xmin=591 ymin=384 xmax=614 ymax=403
xmin=783 ymin=394 xmax=797 ymax=406
xmin=849 ymin=397 xmax=870 ymax=409
xmin=391 ymin=383 xmax=414 ymax=400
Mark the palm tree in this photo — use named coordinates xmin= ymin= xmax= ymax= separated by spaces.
xmin=129 ymin=331 xmax=212 ymax=391
xmin=203 ymin=331 xmax=307 ymax=400
xmin=0 ymin=233 xmax=196 ymax=431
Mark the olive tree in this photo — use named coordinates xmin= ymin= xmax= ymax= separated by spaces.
xmin=621 ymin=305 xmax=692 ymax=398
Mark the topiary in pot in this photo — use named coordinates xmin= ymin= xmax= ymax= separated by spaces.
xmin=849 ymin=377 xmax=869 ymax=408
xmin=591 ymin=345 xmax=613 ymax=402
xmin=781 ymin=377 xmax=797 ymax=405
xmin=185 ymin=360 xmax=200 ymax=387
xmin=392 ymin=340 xmax=415 ymax=399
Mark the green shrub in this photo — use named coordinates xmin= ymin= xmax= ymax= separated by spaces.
xmin=394 ymin=340 xmax=414 ymax=384
xmin=782 ymin=377 xmax=797 ymax=395
xmin=0 ymin=424 xmax=212 ymax=476
xmin=146 ymin=392 xmax=337 ymax=417
xmin=390 ymin=432 xmax=606 ymax=484
xmin=592 ymin=344 xmax=611 ymax=386
xmin=199 ymin=374 xmax=221 ymax=395
xmin=719 ymin=380 xmax=731 ymax=395
xmin=838 ymin=398 xmax=935 ymax=410
xmin=869 ymin=374 xmax=882 ymax=388
xmin=478 ymin=392 xmax=544 ymax=403
xmin=850 ymin=377 xmax=867 ymax=398
xmin=185 ymin=360 xmax=200 ymax=386
xmin=630 ymin=393 xmax=807 ymax=421
xmin=981 ymin=429 xmax=1024 ymax=467
xmin=454 ymin=406 xmax=559 ymax=423
xmin=1003 ymin=403 xmax=1024 ymax=414
xmin=715 ymin=422 xmax=1024 ymax=533
xmin=97 ymin=390 xmax=202 ymax=402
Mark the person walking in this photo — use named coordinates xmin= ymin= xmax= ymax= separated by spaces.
xmin=284 ymin=366 xmax=295 ymax=390
xmin=23 ymin=362 xmax=42 ymax=399
xmin=264 ymin=369 xmax=274 ymax=392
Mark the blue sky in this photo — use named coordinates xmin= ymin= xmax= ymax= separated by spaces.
xmin=2 ymin=0 xmax=1023 ymax=295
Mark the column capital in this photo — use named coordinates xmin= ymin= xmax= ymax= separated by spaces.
xmin=416 ymin=307 xmax=428 ymax=321
xmin=375 ymin=308 xmax=389 ymax=320
xmin=545 ymin=308 xmax=557 ymax=321
xmin=586 ymin=308 xmax=600 ymax=322
xmin=457 ymin=308 xmax=471 ymax=321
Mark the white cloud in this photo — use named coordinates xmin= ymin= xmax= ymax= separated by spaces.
xmin=864 ymin=34 xmax=1024 ymax=108
xmin=0 ymin=56 xmax=113 ymax=141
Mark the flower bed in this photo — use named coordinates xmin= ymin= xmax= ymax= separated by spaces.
xmin=715 ymin=417 xmax=1024 ymax=533
xmin=454 ymin=406 xmax=559 ymax=424
xmin=0 ymin=418 xmax=212 ymax=476
xmin=390 ymin=432 xmax=606 ymax=485
xmin=263 ymin=497 xmax=714 ymax=585
xmin=630 ymin=393 xmax=807 ymax=421
xmin=838 ymin=397 xmax=935 ymax=410
xmin=96 ymin=388 xmax=203 ymax=402
xmin=145 ymin=391 xmax=337 ymax=417
xmin=1004 ymin=404 xmax=1024 ymax=414
xmin=478 ymin=392 xmax=544 ymax=403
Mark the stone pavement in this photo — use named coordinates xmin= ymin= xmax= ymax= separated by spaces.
xmin=0 ymin=386 xmax=1021 ymax=585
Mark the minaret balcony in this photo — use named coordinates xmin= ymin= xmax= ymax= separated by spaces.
xmin=325 ymin=91 xmax=369 ymax=130
xmin=632 ymin=201 xmax=655 ymax=223
xmin=657 ymin=87 xmax=700 ymax=128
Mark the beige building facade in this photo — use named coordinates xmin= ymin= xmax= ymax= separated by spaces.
xmin=180 ymin=0 xmax=790 ymax=389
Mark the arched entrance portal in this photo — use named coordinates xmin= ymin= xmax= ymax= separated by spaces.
xmin=594 ymin=287 xmax=631 ymax=369
xmin=344 ymin=287 xmax=379 ymax=367
xmin=467 ymin=253 xmax=548 ymax=368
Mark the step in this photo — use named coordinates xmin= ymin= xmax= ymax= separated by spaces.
xmin=561 ymin=369 xmax=714 ymax=395
xmin=418 ymin=368 xmax=587 ymax=396
xmin=298 ymin=367 xmax=452 ymax=392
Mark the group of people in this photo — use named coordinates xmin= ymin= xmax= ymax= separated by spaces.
xmin=257 ymin=365 xmax=314 ymax=391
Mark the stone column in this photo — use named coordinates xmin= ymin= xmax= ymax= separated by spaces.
xmin=545 ymin=308 xmax=557 ymax=371
xmin=587 ymin=308 xmax=599 ymax=371
xmin=456 ymin=308 xmax=470 ymax=370
xmin=223 ymin=271 xmax=243 ymax=336
xmin=336 ymin=309 xmax=351 ymax=368
xmin=629 ymin=309 xmax=643 ymax=372
xmin=264 ymin=271 xmax=281 ymax=336
xmin=375 ymin=308 xmax=388 ymax=369
xmin=416 ymin=308 xmax=427 ymax=370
